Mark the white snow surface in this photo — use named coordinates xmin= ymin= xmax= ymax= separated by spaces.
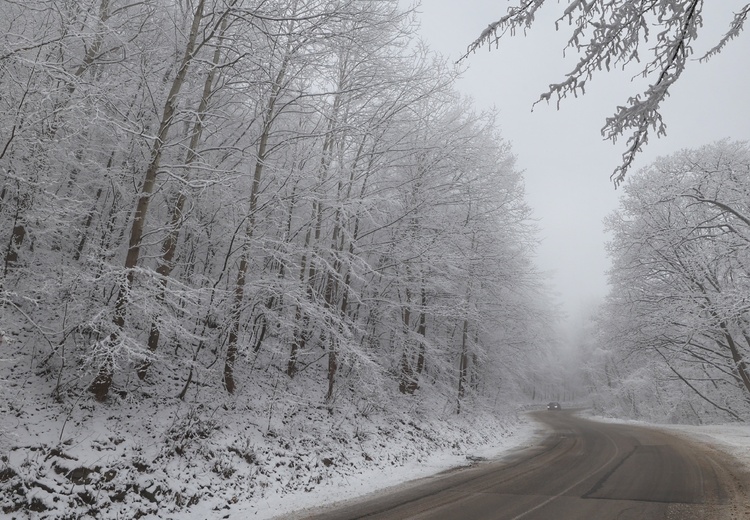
xmin=257 ymin=417 xmax=540 ymax=520
xmin=3 ymin=372 xmax=748 ymax=520
xmin=1 ymin=357 xmax=541 ymax=520
xmin=659 ymin=423 xmax=750 ymax=468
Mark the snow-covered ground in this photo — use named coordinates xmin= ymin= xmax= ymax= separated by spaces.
xmin=254 ymin=417 xmax=540 ymax=520
xmin=1 ymin=358 xmax=541 ymax=520
xmin=4 ymin=376 xmax=748 ymax=520
xmin=660 ymin=423 xmax=750 ymax=468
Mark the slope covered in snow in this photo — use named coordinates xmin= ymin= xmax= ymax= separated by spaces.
xmin=1 ymin=355 xmax=536 ymax=519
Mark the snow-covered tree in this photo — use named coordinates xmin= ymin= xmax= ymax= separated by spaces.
xmin=593 ymin=140 xmax=750 ymax=422
xmin=466 ymin=1 xmax=749 ymax=185
xmin=0 ymin=0 xmax=552 ymax=417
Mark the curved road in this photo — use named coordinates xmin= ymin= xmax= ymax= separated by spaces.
xmin=299 ymin=411 xmax=750 ymax=520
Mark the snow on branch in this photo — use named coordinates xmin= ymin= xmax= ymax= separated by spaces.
xmin=464 ymin=0 xmax=746 ymax=186
xmin=700 ymin=3 xmax=750 ymax=61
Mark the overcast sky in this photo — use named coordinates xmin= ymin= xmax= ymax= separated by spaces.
xmin=408 ymin=1 xmax=750 ymax=333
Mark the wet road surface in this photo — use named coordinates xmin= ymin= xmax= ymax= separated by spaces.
xmin=296 ymin=411 xmax=750 ymax=520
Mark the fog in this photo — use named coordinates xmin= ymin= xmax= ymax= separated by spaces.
xmin=410 ymin=0 xmax=750 ymax=337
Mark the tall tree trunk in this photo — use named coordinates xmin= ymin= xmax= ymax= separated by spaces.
xmin=3 ymin=185 xmax=28 ymax=275
xmin=139 ymin=17 xmax=226 ymax=380
xmin=326 ymin=338 xmax=338 ymax=408
xmin=223 ymin=54 xmax=290 ymax=393
xmin=457 ymin=317 xmax=469 ymax=414
xmin=324 ymin=201 xmax=344 ymax=407
xmin=89 ymin=0 xmax=206 ymax=401
xmin=723 ymin=324 xmax=750 ymax=399
xmin=415 ymin=284 xmax=427 ymax=376
xmin=398 ymin=286 xmax=415 ymax=394
xmin=457 ymin=226 xmax=476 ymax=414
xmin=287 ymin=100 xmax=339 ymax=377
xmin=74 ymin=147 xmax=109 ymax=264
xmin=288 ymin=224 xmax=313 ymax=379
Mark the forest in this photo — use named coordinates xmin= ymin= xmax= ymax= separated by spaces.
xmin=0 ymin=0 xmax=553 ymax=408
xmin=0 ymin=1 xmax=557 ymax=516
xmin=4 ymin=0 xmax=747 ymax=517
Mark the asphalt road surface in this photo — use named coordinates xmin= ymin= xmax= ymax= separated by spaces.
xmin=297 ymin=411 xmax=750 ymax=520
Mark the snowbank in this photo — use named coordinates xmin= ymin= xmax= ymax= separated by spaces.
xmin=1 ymin=366 xmax=540 ymax=520
xmin=254 ymin=416 xmax=538 ymax=519
xmin=653 ymin=423 xmax=750 ymax=471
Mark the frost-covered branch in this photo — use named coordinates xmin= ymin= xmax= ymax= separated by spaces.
xmin=464 ymin=1 xmax=748 ymax=186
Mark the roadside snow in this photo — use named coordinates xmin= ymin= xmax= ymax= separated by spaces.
xmin=251 ymin=416 xmax=539 ymax=520
xmin=6 ymin=382 xmax=747 ymax=520
xmin=1 ymin=357 xmax=544 ymax=520
xmin=261 ymin=411 xmax=750 ymax=520
xmin=654 ymin=423 xmax=750 ymax=471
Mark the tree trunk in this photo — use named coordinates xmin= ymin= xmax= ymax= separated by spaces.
xmin=140 ymin=17 xmax=226 ymax=380
xmin=90 ymin=0 xmax=206 ymax=401
xmin=723 ymin=324 xmax=750 ymax=399
xmin=288 ymin=98 xmax=339 ymax=377
xmin=415 ymin=284 xmax=427 ymax=376
xmin=324 ymin=194 xmax=345 ymax=407
xmin=457 ymin=317 xmax=469 ymax=414
xmin=223 ymin=54 xmax=290 ymax=393
xmin=3 ymin=185 xmax=28 ymax=275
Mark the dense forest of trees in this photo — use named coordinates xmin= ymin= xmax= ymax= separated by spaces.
xmin=0 ymin=0 xmax=553 ymax=414
xmin=585 ymin=141 xmax=750 ymax=422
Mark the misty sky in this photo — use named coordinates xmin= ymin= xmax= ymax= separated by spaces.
xmin=408 ymin=0 xmax=750 ymax=331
